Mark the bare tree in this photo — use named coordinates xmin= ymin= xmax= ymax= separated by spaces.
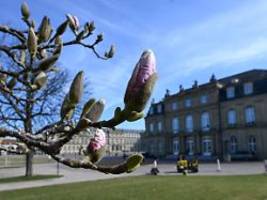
xmin=0 ymin=2 xmax=157 ymax=176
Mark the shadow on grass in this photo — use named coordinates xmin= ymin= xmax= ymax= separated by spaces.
xmin=0 ymin=175 xmax=63 ymax=184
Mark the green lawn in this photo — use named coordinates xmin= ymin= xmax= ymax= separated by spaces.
xmin=0 ymin=175 xmax=62 ymax=184
xmin=0 ymin=175 xmax=267 ymax=200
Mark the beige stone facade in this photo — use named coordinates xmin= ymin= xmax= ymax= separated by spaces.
xmin=0 ymin=137 xmax=17 ymax=155
xmin=61 ymin=128 xmax=142 ymax=156
xmin=220 ymin=93 xmax=267 ymax=160
xmin=142 ymin=69 xmax=267 ymax=160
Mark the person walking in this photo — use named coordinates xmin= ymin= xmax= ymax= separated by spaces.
xmin=150 ymin=158 xmax=160 ymax=175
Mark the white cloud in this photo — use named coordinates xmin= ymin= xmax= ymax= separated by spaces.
xmin=183 ymin=37 xmax=267 ymax=73
xmin=153 ymin=0 xmax=267 ymax=87
xmin=88 ymin=56 xmax=135 ymax=111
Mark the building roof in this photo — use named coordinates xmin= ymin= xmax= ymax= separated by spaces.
xmin=162 ymin=69 xmax=267 ymax=100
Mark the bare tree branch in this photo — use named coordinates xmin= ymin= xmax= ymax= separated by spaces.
xmin=0 ymin=25 xmax=26 ymax=43
xmin=0 ymin=2 xmax=150 ymax=176
xmin=0 ymin=45 xmax=25 ymax=68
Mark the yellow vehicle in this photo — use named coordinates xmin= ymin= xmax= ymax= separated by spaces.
xmin=177 ymin=156 xmax=199 ymax=173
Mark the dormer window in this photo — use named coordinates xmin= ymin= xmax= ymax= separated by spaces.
xmin=157 ymin=104 xmax=162 ymax=113
xmin=244 ymin=82 xmax=253 ymax=95
xmin=226 ymin=86 xmax=235 ymax=99
xmin=149 ymin=107 xmax=154 ymax=115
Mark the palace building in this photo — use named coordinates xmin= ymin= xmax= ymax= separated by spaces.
xmin=142 ymin=69 xmax=267 ymax=160
xmin=60 ymin=128 xmax=142 ymax=156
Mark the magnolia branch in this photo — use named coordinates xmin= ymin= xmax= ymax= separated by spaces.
xmin=0 ymin=25 xmax=26 ymax=43
xmin=0 ymin=46 xmax=26 ymax=68
xmin=0 ymin=3 xmax=156 ymax=175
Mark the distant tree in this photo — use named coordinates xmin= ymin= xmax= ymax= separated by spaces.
xmin=0 ymin=30 xmax=89 ymax=177
xmin=0 ymin=2 xmax=157 ymax=176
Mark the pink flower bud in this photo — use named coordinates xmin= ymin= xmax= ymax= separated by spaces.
xmin=66 ymin=14 xmax=80 ymax=31
xmin=72 ymin=15 xmax=79 ymax=30
xmin=128 ymin=50 xmax=156 ymax=93
xmin=87 ymin=129 xmax=106 ymax=152
xmin=124 ymin=50 xmax=157 ymax=112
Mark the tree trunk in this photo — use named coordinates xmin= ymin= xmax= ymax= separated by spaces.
xmin=25 ymin=150 xmax=33 ymax=176
xmin=24 ymin=89 xmax=33 ymax=177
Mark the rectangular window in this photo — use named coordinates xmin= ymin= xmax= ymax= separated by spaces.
xmin=157 ymin=121 xmax=162 ymax=132
xmin=245 ymin=107 xmax=255 ymax=124
xmin=172 ymin=117 xmax=179 ymax=134
xmin=185 ymin=115 xmax=193 ymax=133
xmin=230 ymin=136 xmax=238 ymax=153
xmin=157 ymin=104 xmax=162 ymax=113
xmin=200 ymin=95 xmax=208 ymax=104
xmin=201 ymin=112 xmax=210 ymax=131
xmin=248 ymin=136 xmax=256 ymax=153
xmin=244 ymin=82 xmax=253 ymax=95
xmin=172 ymin=102 xmax=177 ymax=110
xmin=228 ymin=109 xmax=237 ymax=125
xmin=186 ymin=139 xmax=194 ymax=155
xmin=185 ymin=98 xmax=192 ymax=108
xmin=173 ymin=140 xmax=179 ymax=155
xmin=149 ymin=123 xmax=154 ymax=132
xmin=226 ymin=86 xmax=235 ymax=99
xmin=202 ymin=139 xmax=213 ymax=156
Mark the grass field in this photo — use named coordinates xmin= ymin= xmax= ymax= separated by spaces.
xmin=0 ymin=175 xmax=267 ymax=200
xmin=0 ymin=175 xmax=62 ymax=184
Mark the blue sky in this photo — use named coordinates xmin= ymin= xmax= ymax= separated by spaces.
xmin=1 ymin=0 xmax=267 ymax=130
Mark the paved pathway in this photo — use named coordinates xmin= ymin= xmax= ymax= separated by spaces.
xmin=0 ymin=161 xmax=266 ymax=191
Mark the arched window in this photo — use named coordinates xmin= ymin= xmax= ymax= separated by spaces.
xmin=230 ymin=136 xmax=238 ymax=154
xmin=227 ymin=109 xmax=236 ymax=125
xmin=185 ymin=115 xmax=193 ymax=133
xmin=201 ymin=112 xmax=210 ymax=131
xmin=248 ymin=136 xmax=256 ymax=153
